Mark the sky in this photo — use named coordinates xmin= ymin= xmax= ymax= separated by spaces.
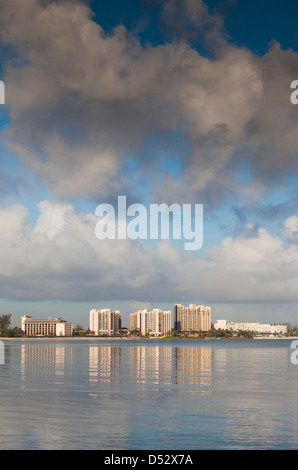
xmin=1 ymin=0 xmax=298 ymax=329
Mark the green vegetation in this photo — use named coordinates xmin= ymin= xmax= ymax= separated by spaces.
xmin=0 ymin=314 xmax=23 ymax=337
xmin=73 ymin=324 xmax=93 ymax=336
xmin=160 ymin=328 xmax=254 ymax=340
xmin=285 ymin=324 xmax=298 ymax=336
xmin=118 ymin=328 xmax=130 ymax=336
xmin=112 ymin=327 xmax=255 ymax=339
xmin=0 ymin=314 xmax=11 ymax=333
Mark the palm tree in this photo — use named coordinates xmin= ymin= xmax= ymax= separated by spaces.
xmin=0 ymin=314 xmax=12 ymax=333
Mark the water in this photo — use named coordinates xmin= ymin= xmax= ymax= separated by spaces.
xmin=0 ymin=338 xmax=298 ymax=450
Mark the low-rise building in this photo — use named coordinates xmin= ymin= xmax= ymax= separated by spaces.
xmin=213 ymin=319 xmax=287 ymax=334
xmin=21 ymin=315 xmax=73 ymax=336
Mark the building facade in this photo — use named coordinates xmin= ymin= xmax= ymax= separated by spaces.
xmin=174 ymin=304 xmax=211 ymax=332
xmin=130 ymin=310 xmax=142 ymax=331
xmin=89 ymin=309 xmax=122 ymax=335
xmin=213 ymin=319 xmax=287 ymax=334
xmin=21 ymin=315 xmax=73 ymax=336
xmin=130 ymin=308 xmax=171 ymax=336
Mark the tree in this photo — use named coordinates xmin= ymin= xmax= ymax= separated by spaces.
xmin=287 ymin=323 xmax=298 ymax=336
xmin=3 ymin=327 xmax=23 ymax=338
xmin=0 ymin=314 xmax=11 ymax=333
xmin=118 ymin=328 xmax=129 ymax=336
xmin=130 ymin=328 xmax=141 ymax=336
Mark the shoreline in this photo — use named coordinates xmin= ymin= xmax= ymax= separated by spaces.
xmin=1 ymin=335 xmax=296 ymax=341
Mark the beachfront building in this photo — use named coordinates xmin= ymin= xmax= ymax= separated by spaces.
xmin=130 ymin=310 xmax=142 ymax=331
xmin=174 ymin=304 xmax=211 ymax=332
xmin=130 ymin=308 xmax=171 ymax=336
xmin=89 ymin=309 xmax=122 ymax=336
xmin=21 ymin=315 xmax=73 ymax=336
xmin=213 ymin=319 xmax=287 ymax=334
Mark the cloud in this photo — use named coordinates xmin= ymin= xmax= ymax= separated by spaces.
xmin=0 ymin=200 xmax=297 ymax=305
xmin=285 ymin=216 xmax=298 ymax=243
xmin=244 ymin=42 xmax=298 ymax=180
xmin=0 ymin=199 xmax=184 ymax=301
xmin=0 ymin=0 xmax=297 ymax=208
xmin=161 ymin=0 xmax=224 ymax=44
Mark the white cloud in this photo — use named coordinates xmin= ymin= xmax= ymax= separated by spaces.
xmin=0 ymin=200 xmax=297 ymax=305
xmin=285 ymin=216 xmax=298 ymax=242
xmin=0 ymin=204 xmax=31 ymax=240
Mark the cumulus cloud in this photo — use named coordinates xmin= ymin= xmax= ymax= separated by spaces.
xmin=161 ymin=0 xmax=224 ymax=44
xmin=0 ymin=0 xmax=297 ymax=207
xmin=285 ymin=216 xmax=298 ymax=243
xmin=0 ymin=200 xmax=297 ymax=304
xmin=244 ymin=43 xmax=298 ymax=180
xmin=1 ymin=0 xmax=298 ymax=315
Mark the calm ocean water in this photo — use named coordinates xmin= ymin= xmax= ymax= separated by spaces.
xmin=0 ymin=338 xmax=298 ymax=450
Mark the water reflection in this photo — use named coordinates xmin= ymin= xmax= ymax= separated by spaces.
xmin=130 ymin=346 xmax=173 ymax=389
xmin=89 ymin=346 xmax=121 ymax=383
xmin=18 ymin=342 xmax=212 ymax=394
xmin=2 ymin=339 xmax=298 ymax=449
xmin=128 ymin=345 xmax=212 ymax=393
xmin=174 ymin=347 xmax=212 ymax=393
xmin=21 ymin=344 xmax=73 ymax=383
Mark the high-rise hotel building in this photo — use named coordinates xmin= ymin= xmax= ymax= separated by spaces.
xmin=130 ymin=308 xmax=171 ymax=336
xmin=174 ymin=304 xmax=211 ymax=332
xmin=89 ymin=309 xmax=122 ymax=336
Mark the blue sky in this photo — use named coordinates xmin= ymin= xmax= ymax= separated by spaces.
xmin=90 ymin=0 xmax=298 ymax=53
xmin=1 ymin=0 xmax=298 ymax=329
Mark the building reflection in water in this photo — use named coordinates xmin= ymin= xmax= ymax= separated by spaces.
xmin=20 ymin=343 xmax=212 ymax=394
xmin=20 ymin=344 xmax=73 ymax=384
xmin=89 ymin=346 xmax=121 ymax=383
xmin=130 ymin=346 xmax=212 ymax=394
xmin=130 ymin=346 xmax=173 ymax=389
xmin=174 ymin=347 xmax=212 ymax=394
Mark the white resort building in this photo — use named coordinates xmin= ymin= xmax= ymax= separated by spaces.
xmin=89 ymin=309 xmax=122 ymax=336
xmin=174 ymin=304 xmax=211 ymax=332
xmin=21 ymin=315 xmax=73 ymax=336
xmin=130 ymin=308 xmax=171 ymax=336
xmin=213 ymin=319 xmax=287 ymax=335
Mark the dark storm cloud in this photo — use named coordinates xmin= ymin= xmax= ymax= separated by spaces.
xmin=0 ymin=0 xmax=297 ymax=208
